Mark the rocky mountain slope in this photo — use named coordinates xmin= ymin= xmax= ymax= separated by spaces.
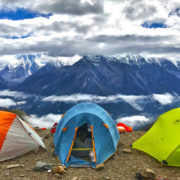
xmin=0 ymin=76 xmax=7 ymax=89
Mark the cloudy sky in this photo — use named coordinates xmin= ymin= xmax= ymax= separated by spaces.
xmin=0 ymin=0 xmax=180 ymax=64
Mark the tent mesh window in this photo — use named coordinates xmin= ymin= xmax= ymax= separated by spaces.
xmin=71 ymin=123 xmax=94 ymax=162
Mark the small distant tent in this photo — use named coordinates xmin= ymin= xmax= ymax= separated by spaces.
xmin=54 ymin=103 xmax=120 ymax=167
xmin=132 ymin=107 xmax=180 ymax=166
xmin=0 ymin=111 xmax=46 ymax=161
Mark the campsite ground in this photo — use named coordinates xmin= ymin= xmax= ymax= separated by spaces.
xmin=0 ymin=130 xmax=180 ymax=180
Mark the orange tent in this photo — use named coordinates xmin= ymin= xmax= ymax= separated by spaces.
xmin=0 ymin=111 xmax=46 ymax=161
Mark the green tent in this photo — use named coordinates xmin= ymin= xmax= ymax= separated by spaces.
xmin=132 ymin=107 xmax=180 ymax=166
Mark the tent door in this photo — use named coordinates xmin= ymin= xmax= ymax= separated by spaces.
xmin=66 ymin=127 xmax=79 ymax=162
xmin=67 ymin=123 xmax=96 ymax=164
xmin=90 ymin=125 xmax=97 ymax=163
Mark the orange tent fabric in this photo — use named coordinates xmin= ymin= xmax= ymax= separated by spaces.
xmin=0 ymin=111 xmax=46 ymax=162
xmin=0 ymin=111 xmax=16 ymax=150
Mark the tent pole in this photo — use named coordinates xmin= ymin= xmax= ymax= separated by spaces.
xmin=66 ymin=127 xmax=79 ymax=162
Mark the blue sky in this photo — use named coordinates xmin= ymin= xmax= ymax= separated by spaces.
xmin=141 ymin=22 xmax=167 ymax=29
xmin=0 ymin=0 xmax=180 ymax=65
xmin=0 ymin=8 xmax=52 ymax=20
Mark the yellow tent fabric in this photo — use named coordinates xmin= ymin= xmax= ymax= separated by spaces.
xmin=132 ymin=107 xmax=180 ymax=166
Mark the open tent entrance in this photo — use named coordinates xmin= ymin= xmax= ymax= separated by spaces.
xmin=68 ymin=123 xmax=96 ymax=166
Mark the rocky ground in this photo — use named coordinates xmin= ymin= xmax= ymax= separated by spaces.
xmin=0 ymin=130 xmax=180 ymax=180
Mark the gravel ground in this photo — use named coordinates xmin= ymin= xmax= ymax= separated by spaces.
xmin=0 ymin=130 xmax=180 ymax=180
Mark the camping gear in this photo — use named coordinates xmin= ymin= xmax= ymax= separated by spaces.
xmin=54 ymin=103 xmax=120 ymax=168
xmin=132 ymin=107 xmax=180 ymax=167
xmin=117 ymin=126 xmax=126 ymax=133
xmin=51 ymin=113 xmax=65 ymax=135
xmin=51 ymin=122 xmax=58 ymax=135
xmin=0 ymin=111 xmax=46 ymax=161
xmin=116 ymin=123 xmax=133 ymax=133
xmin=34 ymin=161 xmax=54 ymax=171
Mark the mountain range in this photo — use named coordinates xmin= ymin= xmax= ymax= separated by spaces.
xmin=0 ymin=55 xmax=180 ymax=129
xmin=11 ymin=55 xmax=180 ymax=96
xmin=0 ymin=55 xmax=180 ymax=96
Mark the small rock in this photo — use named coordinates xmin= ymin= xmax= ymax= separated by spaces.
xmin=104 ymin=177 xmax=110 ymax=180
xmin=52 ymin=166 xmax=66 ymax=174
xmin=19 ymin=174 xmax=25 ymax=177
xmin=6 ymin=164 xmax=20 ymax=169
xmin=71 ymin=177 xmax=78 ymax=180
xmin=134 ymin=172 xmax=148 ymax=179
xmin=6 ymin=173 xmax=10 ymax=176
xmin=96 ymin=163 xmax=104 ymax=170
xmin=144 ymin=168 xmax=156 ymax=178
xmin=63 ymin=166 xmax=67 ymax=170
xmin=44 ymin=134 xmax=50 ymax=139
xmin=55 ymin=174 xmax=61 ymax=178
xmin=25 ymin=168 xmax=31 ymax=171
xmin=122 ymin=148 xmax=132 ymax=154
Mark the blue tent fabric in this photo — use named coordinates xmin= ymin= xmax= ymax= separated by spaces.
xmin=54 ymin=103 xmax=120 ymax=167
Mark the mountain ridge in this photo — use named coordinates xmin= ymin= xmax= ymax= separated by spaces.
xmin=13 ymin=55 xmax=180 ymax=96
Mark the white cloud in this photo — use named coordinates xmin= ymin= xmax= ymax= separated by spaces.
xmin=0 ymin=90 xmax=29 ymax=99
xmin=153 ymin=93 xmax=175 ymax=105
xmin=16 ymin=101 xmax=26 ymax=105
xmin=118 ymin=95 xmax=146 ymax=111
xmin=0 ymin=98 xmax=16 ymax=108
xmin=43 ymin=94 xmax=146 ymax=111
xmin=0 ymin=55 xmax=19 ymax=66
xmin=0 ymin=0 xmax=104 ymax=15
xmin=115 ymin=115 xmax=150 ymax=129
xmin=0 ymin=1 xmax=180 ymax=60
xmin=26 ymin=113 xmax=61 ymax=128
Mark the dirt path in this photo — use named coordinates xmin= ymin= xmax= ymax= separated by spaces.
xmin=0 ymin=130 xmax=180 ymax=180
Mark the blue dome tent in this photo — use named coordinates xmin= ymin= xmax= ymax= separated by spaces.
xmin=54 ymin=103 xmax=120 ymax=167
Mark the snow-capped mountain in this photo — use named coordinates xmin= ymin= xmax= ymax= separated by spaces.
xmin=15 ymin=60 xmax=63 ymax=93
xmin=0 ymin=55 xmax=40 ymax=87
xmin=14 ymin=55 xmax=180 ymax=96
